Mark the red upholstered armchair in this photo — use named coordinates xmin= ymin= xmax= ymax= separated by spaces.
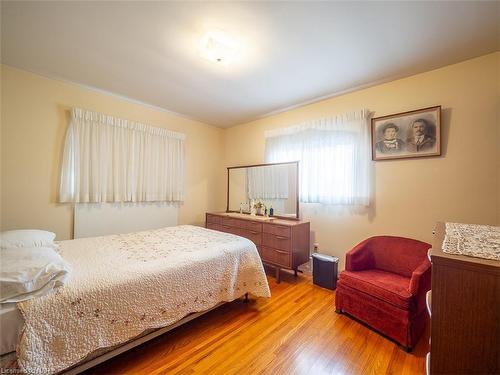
xmin=335 ymin=236 xmax=431 ymax=350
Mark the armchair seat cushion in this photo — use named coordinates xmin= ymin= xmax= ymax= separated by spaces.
xmin=339 ymin=269 xmax=412 ymax=310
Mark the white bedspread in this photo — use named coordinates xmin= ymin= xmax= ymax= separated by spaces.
xmin=17 ymin=225 xmax=270 ymax=374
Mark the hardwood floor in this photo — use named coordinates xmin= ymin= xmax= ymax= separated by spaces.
xmin=86 ymin=270 xmax=428 ymax=375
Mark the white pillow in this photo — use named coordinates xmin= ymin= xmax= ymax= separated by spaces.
xmin=0 ymin=230 xmax=56 ymax=249
xmin=0 ymin=246 xmax=72 ymax=303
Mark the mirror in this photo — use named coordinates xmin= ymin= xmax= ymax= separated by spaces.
xmin=227 ymin=161 xmax=299 ymax=219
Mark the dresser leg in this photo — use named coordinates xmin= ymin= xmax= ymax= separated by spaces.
xmin=275 ymin=267 xmax=281 ymax=283
xmin=294 ymin=268 xmax=298 ymax=277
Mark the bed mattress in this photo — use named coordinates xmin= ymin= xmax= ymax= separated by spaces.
xmin=16 ymin=225 xmax=270 ymax=374
xmin=0 ymin=303 xmax=23 ymax=355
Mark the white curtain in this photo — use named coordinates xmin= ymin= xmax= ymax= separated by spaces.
xmin=265 ymin=109 xmax=372 ymax=206
xmin=246 ymin=164 xmax=289 ymax=200
xmin=60 ymin=108 xmax=185 ymax=203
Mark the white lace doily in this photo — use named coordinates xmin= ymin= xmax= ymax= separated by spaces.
xmin=442 ymin=222 xmax=500 ymax=261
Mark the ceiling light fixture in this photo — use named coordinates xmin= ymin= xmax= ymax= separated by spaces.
xmin=199 ymin=30 xmax=239 ymax=66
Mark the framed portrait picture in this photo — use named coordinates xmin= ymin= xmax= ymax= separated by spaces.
xmin=371 ymin=106 xmax=441 ymax=161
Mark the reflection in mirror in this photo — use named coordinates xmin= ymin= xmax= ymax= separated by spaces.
xmin=227 ymin=162 xmax=298 ymax=219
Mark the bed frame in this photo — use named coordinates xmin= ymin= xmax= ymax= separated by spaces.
xmin=64 ymin=293 xmax=248 ymax=374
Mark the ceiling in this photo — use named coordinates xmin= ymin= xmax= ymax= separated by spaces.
xmin=1 ymin=1 xmax=499 ymax=127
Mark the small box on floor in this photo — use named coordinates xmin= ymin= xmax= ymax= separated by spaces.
xmin=312 ymin=253 xmax=338 ymax=290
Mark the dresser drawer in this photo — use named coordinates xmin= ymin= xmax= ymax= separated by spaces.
xmin=220 ymin=224 xmax=239 ymax=236
xmin=237 ymin=228 xmax=262 ymax=245
xmin=260 ymin=246 xmax=291 ymax=267
xmin=245 ymin=220 xmax=263 ymax=233
xmin=222 ymin=217 xmax=246 ymax=229
xmin=263 ymin=232 xmax=291 ymax=252
xmin=263 ymin=223 xmax=291 ymax=238
xmin=206 ymin=214 xmax=222 ymax=224
xmin=206 ymin=223 xmax=222 ymax=232
xmin=256 ymin=245 xmax=262 ymax=257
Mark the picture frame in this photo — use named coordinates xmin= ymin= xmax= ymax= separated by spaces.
xmin=371 ymin=105 xmax=441 ymax=161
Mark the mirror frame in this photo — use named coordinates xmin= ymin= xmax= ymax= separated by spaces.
xmin=226 ymin=161 xmax=300 ymax=220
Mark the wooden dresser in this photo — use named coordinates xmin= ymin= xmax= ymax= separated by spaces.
xmin=428 ymin=222 xmax=500 ymax=374
xmin=206 ymin=212 xmax=310 ymax=282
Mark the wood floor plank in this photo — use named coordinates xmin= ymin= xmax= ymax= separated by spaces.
xmin=86 ymin=272 xmax=427 ymax=375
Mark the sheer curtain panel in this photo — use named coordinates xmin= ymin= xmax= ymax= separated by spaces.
xmin=59 ymin=108 xmax=185 ymax=203
xmin=265 ymin=110 xmax=372 ymax=206
xmin=247 ymin=164 xmax=289 ymax=200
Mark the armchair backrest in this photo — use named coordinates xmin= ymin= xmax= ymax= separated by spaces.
xmin=365 ymin=236 xmax=431 ymax=278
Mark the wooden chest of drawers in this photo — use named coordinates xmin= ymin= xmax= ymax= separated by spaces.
xmin=428 ymin=223 xmax=500 ymax=374
xmin=206 ymin=212 xmax=310 ymax=282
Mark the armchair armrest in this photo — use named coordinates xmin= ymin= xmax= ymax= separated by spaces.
xmin=346 ymin=239 xmax=374 ymax=271
xmin=409 ymin=258 xmax=431 ymax=296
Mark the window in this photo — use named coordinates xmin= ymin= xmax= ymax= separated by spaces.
xmin=265 ymin=110 xmax=371 ymax=206
xmin=59 ymin=108 xmax=185 ymax=203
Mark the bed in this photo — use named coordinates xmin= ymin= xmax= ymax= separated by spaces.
xmin=0 ymin=303 xmax=22 ymax=355
xmin=2 ymin=225 xmax=270 ymax=374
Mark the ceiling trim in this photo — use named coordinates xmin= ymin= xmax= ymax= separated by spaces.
xmin=4 ymin=51 xmax=498 ymax=129
xmin=1 ymin=63 xmax=217 ymax=128
xmin=240 ymin=52 xmax=498 ymax=127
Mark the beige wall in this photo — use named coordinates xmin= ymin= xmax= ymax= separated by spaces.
xmin=225 ymin=53 xmax=500 ymax=269
xmin=1 ymin=65 xmax=226 ymax=240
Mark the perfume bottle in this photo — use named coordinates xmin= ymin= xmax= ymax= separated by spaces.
xmin=269 ymin=206 xmax=274 ymax=217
